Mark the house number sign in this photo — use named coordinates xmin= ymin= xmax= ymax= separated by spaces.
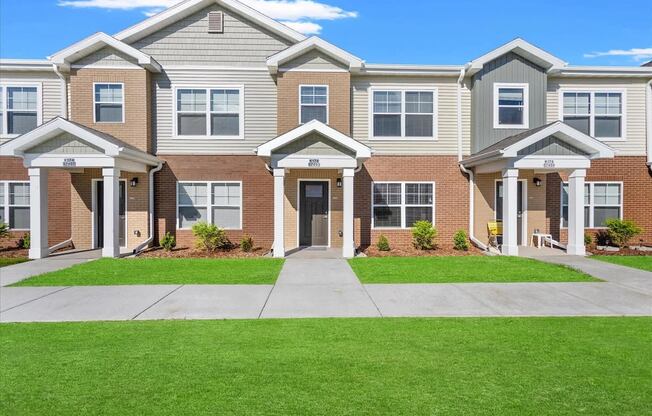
xmin=543 ymin=159 xmax=555 ymax=168
xmin=63 ymin=158 xmax=77 ymax=167
xmin=308 ymin=158 xmax=320 ymax=167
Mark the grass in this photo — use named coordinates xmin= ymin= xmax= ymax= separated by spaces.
xmin=348 ymin=256 xmax=598 ymax=283
xmin=592 ymin=255 xmax=652 ymax=272
xmin=1 ymin=318 xmax=650 ymax=415
xmin=0 ymin=257 xmax=28 ymax=268
xmin=12 ymin=257 xmax=284 ymax=286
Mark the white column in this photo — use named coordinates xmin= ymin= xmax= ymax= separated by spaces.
xmin=567 ymin=169 xmax=587 ymax=256
xmin=102 ymin=168 xmax=121 ymax=258
xmin=501 ymin=168 xmax=519 ymax=256
xmin=342 ymin=168 xmax=355 ymax=258
xmin=273 ymin=168 xmax=285 ymax=258
xmin=28 ymin=168 xmax=48 ymax=259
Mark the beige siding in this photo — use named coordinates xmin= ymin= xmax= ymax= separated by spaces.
xmin=547 ymin=77 xmax=647 ymax=155
xmin=72 ymin=46 xmax=140 ymax=68
xmin=351 ymin=76 xmax=471 ymax=155
xmin=153 ymin=68 xmax=277 ymax=154
xmin=131 ymin=4 xmax=292 ymax=67
xmin=281 ymin=50 xmax=348 ymax=71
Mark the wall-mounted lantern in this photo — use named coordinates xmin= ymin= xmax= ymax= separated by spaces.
xmin=130 ymin=177 xmax=139 ymax=188
xmin=533 ymin=177 xmax=542 ymax=187
xmin=336 ymin=178 xmax=342 ymax=188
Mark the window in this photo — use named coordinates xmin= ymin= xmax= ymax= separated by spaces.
xmin=175 ymin=87 xmax=243 ymax=138
xmin=494 ymin=83 xmax=528 ymax=129
xmin=371 ymin=89 xmax=436 ymax=138
xmin=94 ymin=83 xmax=124 ymax=123
xmin=0 ymin=182 xmax=30 ymax=229
xmin=300 ymin=85 xmax=328 ymax=124
xmin=0 ymin=85 xmax=40 ymax=135
xmin=177 ymin=181 xmax=242 ymax=229
xmin=562 ymin=90 xmax=624 ymax=139
xmin=372 ymin=182 xmax=434 ymax=228
xmin=561 ymin=182 xmax=622 ymax=228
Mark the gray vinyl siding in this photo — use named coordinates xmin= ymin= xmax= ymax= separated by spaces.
xmin=273 ymin=132 xmax=355 ymax=157
xmin=72 ymin=46 xmax=140 ymax=68
xmin=153 ymin=68 xmax=277 ymax=154
xmin=26 ymin=132 xmax=103 ymax=154
xmin=517 ymin=136 xmax=588 ymax=156
xmin=471 ymin=52 xmax=547 ymax=153
xmin=281 ymin=50 xmax=348 ymax=71
xmin=130 ymin=3 xmax=292 ymax=67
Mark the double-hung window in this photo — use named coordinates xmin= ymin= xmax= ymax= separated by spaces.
xmin=371 ymin=89 xmax=436 ymax=139
xmin=494 ymin=83 xmax=528 ymax=128
xmin=177 ymin=181 xmax=242 ymax=229
xmin=0 ymin=182 xmax=30 ymax=229
xmin=0 ymin=85 xmax=40 ymax=135
xmin=562 ymin=90 xmax=624 ymax=139
xmin=300 ymin=85 xmax=328 ymax=124
xmin=561 ymin=182 xmax=622 ymax=228
xmin=94 ymin=83 xmax=124 ymax=123
xmin=176 ymin=87 xmax=243 ymax=138
xmin=372 ymin=182 xmax=434 ymax=228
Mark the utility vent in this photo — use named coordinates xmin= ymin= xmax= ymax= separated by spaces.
xmin=207 ymin=11 xmax=224 ymax=33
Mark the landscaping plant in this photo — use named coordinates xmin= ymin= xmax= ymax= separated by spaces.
xmin=18 ymin=233 xmax=30 ymax=249
xmin=240 ymin=234 xmax=253 ymax=252
xmin=412 ymin=221 xmax=437 ymax=250
xmin=605 ymin=218 xmax=642 ymax=248
xmin=453 ymin=229 xmax=470 ymax=251
xmin=376 ymin=235 xmax=390 ymax=252
xmin=191 ymin=222 xmax=230 ymax=252
xmin=0 ymin=222 xmax=9 ymax=239
xmin=584 ymin=232 xmax=593 ymax=246
xmin=160 ymin=232 xmax=176 ymax=252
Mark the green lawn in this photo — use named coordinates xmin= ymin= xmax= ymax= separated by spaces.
xmin=349 ymin=256 xmax=598 ymax=283
xmin=593 ymin=255 xmax=652 ymax=272
xmin=1 ymin=318 xmax=650 ymax=415
xmin=12 ymin=257 xmax=284 ymax=286
xmin=0 ymin=257 xmax=28 ymax=268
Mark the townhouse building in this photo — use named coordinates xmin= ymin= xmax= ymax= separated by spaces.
xmin=1 ymin=0 xmax=651 ymax=260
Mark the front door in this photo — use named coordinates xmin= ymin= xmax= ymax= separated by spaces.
xmin=495 ymin=180 xmax=525 ymax=245
xmin=95 ymin=181 xmax=126 ymax=248
xmin=299 ymin=181 xmax=329 ymax=246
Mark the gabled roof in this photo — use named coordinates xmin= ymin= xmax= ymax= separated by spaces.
xmin=266 ymin=36 xmax=364 ymax=74
xmin=643 ymin=60 xmax=652 ymax=67
xmin=466 ymin=38 xmax=567 ymax=76
xmin=462 ymin=121 xmax=615 ymax=166
xmin=49 ymin=32 xmax=161 ymax=72
xmin=114 ymin=0 xmax=305 ymax=45
xmin=256 ymin=120 xmax=371 ymax=159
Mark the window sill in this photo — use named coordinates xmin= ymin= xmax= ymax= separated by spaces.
xmin=369 ymin=136 xmax=438 ymax=141
xmin=493 ymin=124 xmax=529 ymax=130
xmin=173 ymin=135 xmax=245 ymax=140
xmin=595 ymin=137 xmax=626 ymax=142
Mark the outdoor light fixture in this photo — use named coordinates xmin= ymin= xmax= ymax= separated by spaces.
xmin=336 ymin=178 xmax=342 ymax=188
xmin=533 ymin=177 xmax=542 ymax=187
xmin=130 ymin=177 xmax=139 ymax=187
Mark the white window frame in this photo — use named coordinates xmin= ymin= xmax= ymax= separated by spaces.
xmin=558 ymin=88 xmax=627 ymax=141
xmin=93 ymin=82 xmax=125 ymax=124
xmin=560 ymin=181 xmax=623 ymax=229
xmin=176 ymin=181 xmax=243 ymax=230
xmin=298 ymin=84 xmax=329 ymax=125
xmin=0 ymin=82 xmax=43 ymax=138
xmin=368 ymin=86 xmax=438 ymax=140
xmin=493 ymin=82 xmax=529 ymax=129
xmin=1 ymin=181 xmax=30 ymax=231
xmin=172 ymin=85 xmax=245 ymax=140
xmin=371 ymin=181 xmax=436 ymax=229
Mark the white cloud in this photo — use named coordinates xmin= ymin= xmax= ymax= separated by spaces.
xmin=57 ymin=0 xmax=357 ymax=33
xmin=584 ymin=47 xmax=652 ymax=62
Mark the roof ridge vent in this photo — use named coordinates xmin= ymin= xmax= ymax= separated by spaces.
xmin=208 ymin=11 xmax=224 ymax=34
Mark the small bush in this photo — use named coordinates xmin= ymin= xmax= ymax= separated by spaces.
xmin=18 ymin=233 xmax=30 ymax=249
xmin=584 ymin=232 xmax=593 ymax=246
xmin=412 ymin=221 xmax=437 ymax=250
xmin=605 ymin=219 xmax=642 ymax=248
xmin=595 ymin=230 xmax=610 ymax=246
xmin=453 ymin=229 xmax=470 ymax=251
xmin=376 ymin=235 xmax=390 ymax=251
xmin=191 ymin=222 xmax=230 ymax=252
xmin=240 ymin=234 xmax=253 ymax=252
xmin=160 ymin=232 xmax=176 ymax=252
xmin=0 ymin=222 xmax=9 ymax=239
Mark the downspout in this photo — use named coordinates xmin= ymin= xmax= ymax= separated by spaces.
xmin=52 ymin=64 xmax=68 ymax=118
xmin=133 ymin=162 xmax=164 ymax=254
xmin=647 ymin=79 xmax=652 ymax=172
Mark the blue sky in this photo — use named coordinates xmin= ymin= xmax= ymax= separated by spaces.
xmin=1 ymin=0 xmax=651 ymax=66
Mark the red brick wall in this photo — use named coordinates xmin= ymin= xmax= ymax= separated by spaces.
xmin=547 ymin=156 xmax=652 ymax=244
xmin=0 ymin=156 xmax=71 ymax=246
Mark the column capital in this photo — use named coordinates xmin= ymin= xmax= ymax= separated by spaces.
xmin=28 ymin=167 xmax=45 ymax=176
xmin=273 ymin=168 xmax=285 ymax=177
xmin=502 ymin=168 xmax=519 ymax=178
xmin=568 ymin=169 xmax=587 ymax=179
xmin=342 ymin=168 xmax=355 ymax=177
xmin=102 ymin=167 xmax=121 ymax=177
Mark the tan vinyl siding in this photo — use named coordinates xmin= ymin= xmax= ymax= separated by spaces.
xmin=72 ymin=46 xmax=140 ymax=68
xmin=281 ymin=50 xmax=348 ymax=71
xmin=351 ymin=76 xmax=471 ymax=155
xmin=130 ymin=4 xmax=292 ymax=67
xmin=547 ymin=77 xmax=648 ymax=155
xmin=153 ymin=68 xmax=277 ymax=154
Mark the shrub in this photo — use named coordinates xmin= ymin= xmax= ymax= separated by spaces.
xmin=584 ymin=232 xmax=593 ymax=246
xmin=605 ymin=219 xmax=642 ymax=248
xmin=160 ymin=232 xmax=176 ymax=252
xmin=412 ymin=221 xmax=437 ymax=250
xmin=376 ymin=235 xmax=390 ymax=252
xmin=191 ymin=222 xmax=230 ymax=252
xmin=0 ymin=222 xmax=9 ymax=239
xmin=453 ymin=229 xmax=470 ymax=251
xmin=595 ymin=230 xmax=610 ymax=246
xmin=240 ymin=234 xmax=253 ymax=252
xmin=18 ymin=233 xmax=30 ymax=249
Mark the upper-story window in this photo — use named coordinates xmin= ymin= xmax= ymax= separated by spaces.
xmin=494 ymin=83 xmax=529 ymax=129
xmin=300 ymin=85 xmax=328 ymax=124
xmin=0 ymin=85 xmax=40 ymax=136
xmin=175 ymin=87 xmax=243 ymax=138
xmin=562 ymin=90 xmax=624 ymax=140
xmin=371 ymin=89 xmax=436 ymax=139
xmin=94 ymin=83 xmax=124 ymax=123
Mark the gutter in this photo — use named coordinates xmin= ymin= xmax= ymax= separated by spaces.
xmin=52 ymin=64 xmax=68 ymax=118
xmin=133 ymin=162 xmax=164 ymax=254
xmin=647 ymin=79 xmax=652 ymax=172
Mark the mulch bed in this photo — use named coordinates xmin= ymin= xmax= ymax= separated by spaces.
xmin=0 ymin=245 xmax=28 ymax=259
xmin=587 ymin=246 xmax=652 ymax=256
xmin=362 ymin=244 xmax=483 ymax=257
xmin=137 ymin=246 xmax=270 ymax=258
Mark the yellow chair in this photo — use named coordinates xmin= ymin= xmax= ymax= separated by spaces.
xmin=487 ymin=221 xmax=503 ymax=247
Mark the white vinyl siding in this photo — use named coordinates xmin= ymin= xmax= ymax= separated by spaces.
xmin=372 ymin=182 xmax=435 ymax=229
xmin=561 ymin=182 xmax=623 ymax=228
xmin=177 ymin=181 xmax=242 ymax=230
xmin=1 ymin=181 xmax=30 ymax=230
xmin=174 ymin=86 xmax=243 ymax=139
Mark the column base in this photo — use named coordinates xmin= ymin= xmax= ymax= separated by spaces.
xmin=28 ymin=247 xmax=49 ymax=260
xmin=273 ymin=247 xmax=285 ymax=258
xmin=566 ymin=245 xmax=586 ymax=256
xmin=342 ymin=246 xmax=355 ymax=259
xmin=501 ymin=245 xmax=519 ymax=256
xmin=102 ymin=246 xmax=120 ymax=258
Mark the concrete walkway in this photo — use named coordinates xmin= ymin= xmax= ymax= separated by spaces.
xmin=1 ymin=255 xmax=650 ymax=322
xmin=0 ymin=249 xmax=101 ymax=287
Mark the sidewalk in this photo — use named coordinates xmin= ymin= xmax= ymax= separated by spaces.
xmin=0 ymin=249 xmax=101 ymax=287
